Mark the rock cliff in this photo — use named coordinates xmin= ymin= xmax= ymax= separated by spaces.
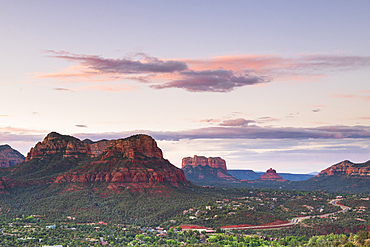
xmin=1 ymin=132 xmax=191 ymax=193
xmin=258 ymin=168 xmax=286 ymax=182
xmin=0 ymin=145 xmax=25 ymax=168
xmin=25 ymin=132 xmax=92 ymax=161
xmin=314 ymin=160 xmax=370 ymax=178
xmin=181 ymin=155 xmax=238 ymax=183
xmin=182 ymin=155 xmax=227 ymax=172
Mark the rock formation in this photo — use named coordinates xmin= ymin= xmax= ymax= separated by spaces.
xmin=25 ymin=132 xmax=92 ymax=161
xmin=1 ymin=132 xmax=191 ymax=193
xmin=314 ymin=160 xmax=370 ymax=178
xmin=54 ymin=134 xmax=189 ymax=190
xmin=0 ymin=144 xmax=25 ymax=168
xmin=181 ymin=155 xmax=238 ymax=183
xmin=182 ymin=155 xmax=227 ymax=172
xmin=258 ymin=168 xmax=286 ymax=182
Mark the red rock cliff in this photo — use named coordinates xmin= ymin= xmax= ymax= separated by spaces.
xmin=182 ymin=155 xmax=227 ymax=172
xmin=54 ymin=134 xmax=190 ymax=191
xmin=25 ymin=132 xmax=92 ymax=161
xmin=259 ymin=168 xmax=286 ymax=182
xmin=314 ymin=160 xmax=370 ymax=178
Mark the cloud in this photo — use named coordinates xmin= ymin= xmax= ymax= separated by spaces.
xmin=312 ymin=109 xmax=321 ymax=112
xmin=219 ymin=118 xmax=255 ymax=127
xmin=72 ymin=124 xmax=370 ymax=142
xmin=53 ymin=87 xmax=74 ymax=92
xmin=75 ymin=125 xmax=87 ymax=128
xmin=36 ymin=51 xmax=370 ymax=93
xmin=151 ymin=69 xmax=266 ymax=92
xmin=45 ymin=50 xmax=188 ymax=74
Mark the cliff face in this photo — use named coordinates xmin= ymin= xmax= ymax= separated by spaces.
xmin=258 ymin=168 xmax=286 ymax=182
xmin=314 ymin=160 xmax=370 ymax=178
xmin=0 ymin=132 xmax=191 ymax=193
xmin=54 ymin=135 xmax=189 ymax=190
xmin=181 ymin=155 xmax=238 ymax=183
xmin=0 ymin=145 xmax=25 ymax=168
xmin=182 ymin=155 xmax=227 ymax=172
xmin=25 ymin=132 xmax=92 ymax=161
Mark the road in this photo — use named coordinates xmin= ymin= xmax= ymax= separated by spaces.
xmin=221 ymin=198 xmax=350 ymax=230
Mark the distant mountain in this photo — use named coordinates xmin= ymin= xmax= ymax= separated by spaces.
xmin=227 ymin=170 xmax=261 ymax=180
xmin=228 ymin=170 xmax=314 ymax=181
xmin=0 ymin=144 xmax=25 ymax=168
xmin=182 ymin=155 xmax=239 ymax=183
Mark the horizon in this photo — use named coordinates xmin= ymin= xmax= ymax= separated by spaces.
xmin=1 ymin=1 xmax=370 ymax=174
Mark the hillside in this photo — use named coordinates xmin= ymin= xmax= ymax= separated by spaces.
xmin=0 ymin=144 xmax=25 ymax=168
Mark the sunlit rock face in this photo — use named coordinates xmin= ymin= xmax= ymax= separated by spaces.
xmin=182 ymin=155 xmax=239 ymax=182
xmin=258 ymin=168 xmax=286 ymax=182
xmin=182 ymin=155 xmax=227 ymax=171
xmin=314 ymin=160 xmax=370 ymax=178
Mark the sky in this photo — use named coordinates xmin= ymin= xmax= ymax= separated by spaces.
xmin=1 ymin=0 xmax=370 ymax=173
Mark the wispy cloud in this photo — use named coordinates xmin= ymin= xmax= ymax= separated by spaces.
xmin=53 ymin=87 xmax=74 ymax=92
xmin=312 ymin=109 xmax=321 ymax=112
xmin=36 ymin=51 xmax=370 ymax=93
xmin=75 ymin=125 xmax=87 ymax=128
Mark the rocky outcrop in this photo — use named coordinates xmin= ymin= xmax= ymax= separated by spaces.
xmin=182 ymin=155 xmax=227 ymax=172
xmin=53 ymin=134 xmax=190 ymax=191
xmin=181 ymin=155 xmax=239 ymax=183
xmin=89 ymin=140 xmax=112 ymax=157
xmin=314 ymin=160 xmax=370 ymax=178
xmin=102 ymin=135 xmax=163 ymax=160
xmin=258 ymin=168 xmax=286 ymax=182
xmin=0 ymin=145 xmax=25 ymax=168
xmin=25 ymin=132 xmax=92 ymax=161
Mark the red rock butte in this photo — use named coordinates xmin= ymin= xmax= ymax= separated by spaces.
xmin=181 ymin=155 xmax=227 ymax=172
xmin=314 ymin=160 xmax=370 ymax=178
xmin=259 ymin=168 xmax=286 ymax=182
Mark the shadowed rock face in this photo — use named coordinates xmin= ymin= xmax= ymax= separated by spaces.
xmin=259 ymin=168 xmax=286 ymax=182
xmin=2 ymin=132 xmax=191 ymax=193
xmin=314 ymin=160 xmax=370 ymax=178
xmin=0 ymin=145 xmax=25 ymax=168
xmin=182 ymin=155 xmax=227 ymax=172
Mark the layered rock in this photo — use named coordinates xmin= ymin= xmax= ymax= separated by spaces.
xmin=314 ymin=160 xmax=370 ymax=178
xmin=0 ymin=145 xmax=25 ymax=168
xmin=54 ymin=134 xmax=190 ymax=190
xmin=25 ymin=132 xmax=92 ymax=161
xmin=258 ymin=168 xmax=286 ymax=182
xmin=181 ymin=155 xmax=239 ymax=183
xmin=182 ymin=155 xmax=227 ymax=172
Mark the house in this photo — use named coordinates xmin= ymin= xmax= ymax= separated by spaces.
xmin=46 ymin=224 xmax=56 ymax=229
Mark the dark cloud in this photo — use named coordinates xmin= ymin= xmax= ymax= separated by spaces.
xmin=46 ymin=50 xmax=188 ymax=74
xmin=312 ymin=109 xmax=321 ymax=112
xmin=152 ymin=70 xmax=266 ymax=92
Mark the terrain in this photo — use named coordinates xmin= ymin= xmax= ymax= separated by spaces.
xmin=0 ymin=144 xmax=25 ymax=168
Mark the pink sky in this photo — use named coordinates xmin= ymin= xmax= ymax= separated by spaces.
xmin=1 ymin=1 xmax=370 ymax=173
